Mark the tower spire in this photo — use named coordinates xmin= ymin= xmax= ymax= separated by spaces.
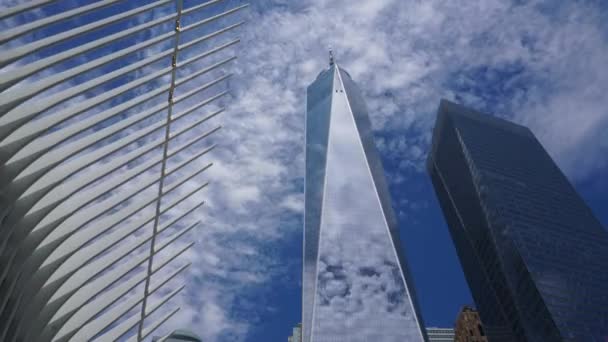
xmin=329 ymin=47 xmax=335 ymax=66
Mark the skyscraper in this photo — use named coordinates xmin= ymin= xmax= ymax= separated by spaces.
xmin=427 ymin=99 xmax=608 ymax=341
xmin=303 ymin=56 xmax=426 ymax=342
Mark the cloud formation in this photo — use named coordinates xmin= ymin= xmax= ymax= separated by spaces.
xmin=159 ymin=0 xmax=607 ymax=340
xmin=188 ymin=0 xmax=607 ymax=340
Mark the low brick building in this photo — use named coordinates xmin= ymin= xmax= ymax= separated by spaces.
xmin=455 ymin=306 xmax=488 ymax=342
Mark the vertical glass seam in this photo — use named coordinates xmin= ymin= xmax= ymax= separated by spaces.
xmin=308 ymin=66 xmax=336 ymax=342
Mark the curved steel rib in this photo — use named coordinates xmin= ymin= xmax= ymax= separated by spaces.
xmin=0 ymin=0 xmax=247 ymax=340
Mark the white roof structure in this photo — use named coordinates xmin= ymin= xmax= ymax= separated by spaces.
xmin=0 ymin=1 xmax=246 ymax=341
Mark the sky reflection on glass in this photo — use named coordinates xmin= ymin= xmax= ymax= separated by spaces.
xmin=304 ymin=65 xmax=425 ymax=342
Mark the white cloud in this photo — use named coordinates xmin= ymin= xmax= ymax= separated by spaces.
xmin=168 ymin=0 xmax=607 ymax=340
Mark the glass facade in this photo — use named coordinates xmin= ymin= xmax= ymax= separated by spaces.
xmin=303 ymin=64 xmax=426 ymax=342
xmin=427 ymin=100 xmax=608 ymax=341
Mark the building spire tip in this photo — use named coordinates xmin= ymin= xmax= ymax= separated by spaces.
xmin=329 ymin=47 xmax=335 ymax=66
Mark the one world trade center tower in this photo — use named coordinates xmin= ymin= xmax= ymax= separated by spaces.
xmin=303 ymin=54 xmax=427 ymax=342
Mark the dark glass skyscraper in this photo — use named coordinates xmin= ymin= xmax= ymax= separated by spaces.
xmin=303 ymin=59 xmax=426 ymax=342
xmin=427 ymin=99 xmax=608 ymax=341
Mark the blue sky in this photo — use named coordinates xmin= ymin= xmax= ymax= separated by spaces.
xmin=233 ymin=0 xmax=608 ymax=341
xmin=1 ymin=0 xmax=607 ymax=341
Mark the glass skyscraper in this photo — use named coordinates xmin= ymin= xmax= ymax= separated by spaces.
xmin=427 ymin=100 xmax=608 ymax=341
xmin=303 ymin=59 xmax=426 ymax=342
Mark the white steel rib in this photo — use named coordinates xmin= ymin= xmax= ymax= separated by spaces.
xmin=0 ymin=0 xmax=247 ymax=340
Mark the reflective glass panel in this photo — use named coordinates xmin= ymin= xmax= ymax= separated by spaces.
xmin=304 ymin=66 xmax=425 ymax=342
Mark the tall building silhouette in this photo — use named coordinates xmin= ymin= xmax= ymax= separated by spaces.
xmin=303 ymin=57 xmax=426 ymax=342
xmin=427 ymin=99 xmax=608 ymax=341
